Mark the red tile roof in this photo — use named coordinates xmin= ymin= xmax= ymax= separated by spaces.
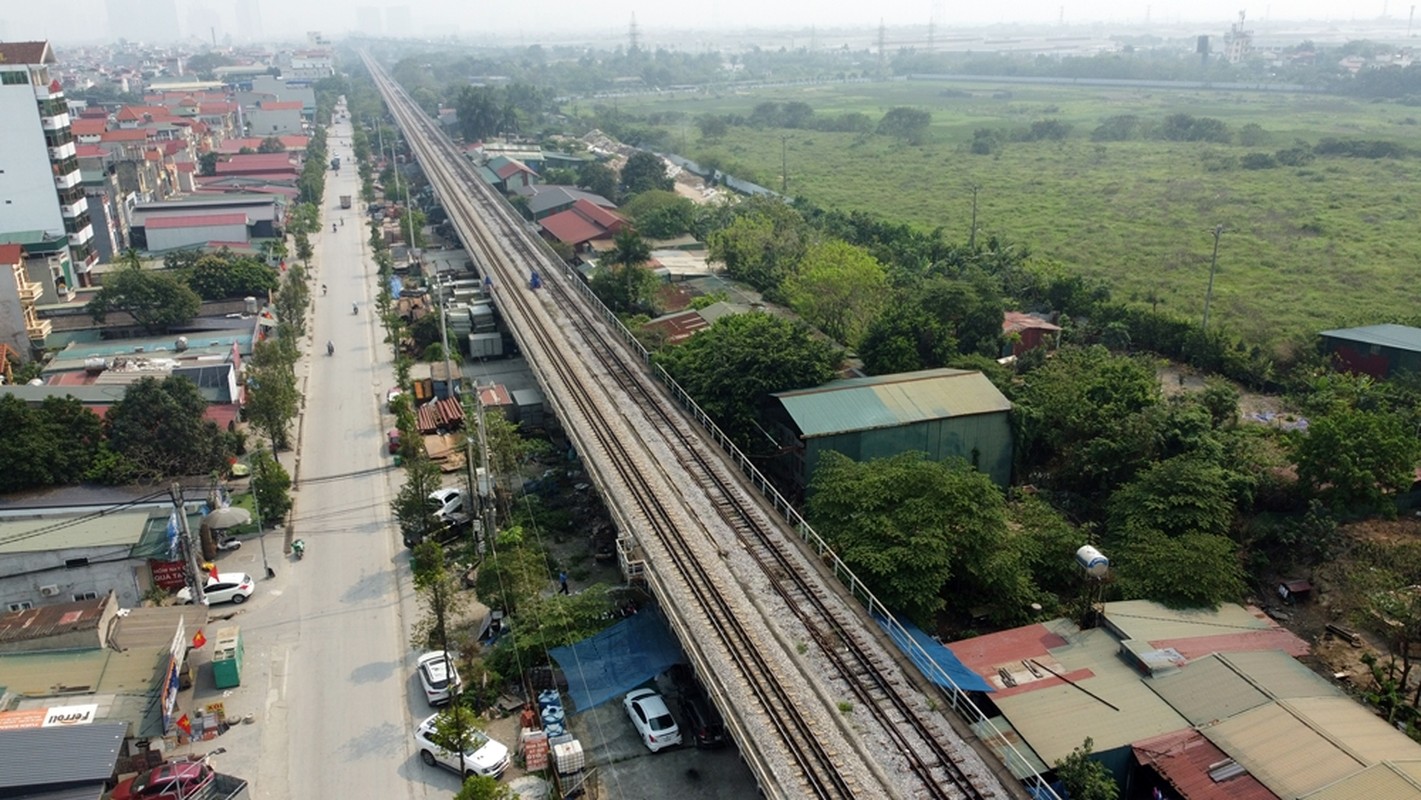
xmin=540 ymin=209 xmax=609 ymax=246
xmin=70 ymin=118 xmax=108 ymax=136
xmin=0 ymin=41 xmax=53 ymax=66
xmin=100 ymin=129 xmax=149 ymax=142
xmin=75 ymin=145 xmax=107 ymax=158
xmin=144 ymin=213 xmax=250 ymax=230
xmin=199 ymin=102 xmax=237 ymax=114
xmin=1133 ymin=730 xmax=1278 ymax=800
xmin=116 ymin=105 xmax=175 ymax=122
xmin=258 ymin=101 xmax=303 ymax=111
xmin=643 ymin=309 xmax=711 ymax=345
xmin=570 ymin=198 xmax=625 ymax=230
xmin=494 ymin=160 xmax=534 ymax=180
xmin=177 ymin=162 xmax=196 ymax=173
xmin=1151 ymin=629 xmax=1310 ymax=661
xmin=0 ymin=244 xmax=23 ymax=265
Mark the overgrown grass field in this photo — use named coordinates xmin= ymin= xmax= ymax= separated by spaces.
xmin=594 ymin=80 xmax=1421 ymax=346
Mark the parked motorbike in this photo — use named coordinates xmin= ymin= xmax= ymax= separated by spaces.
xmin=352 ymin=303 xmax=358 ymax=315
xmin=216 ymin=536 xmax=242 ymax=552
xmin=292 ymin=539 xmax=306 ymax=560
xmin=332 ymin=223 xmax=337 ymax=233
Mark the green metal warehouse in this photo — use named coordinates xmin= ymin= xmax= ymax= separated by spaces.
xmin=768 ymin=368 xmax=1013 ymax=494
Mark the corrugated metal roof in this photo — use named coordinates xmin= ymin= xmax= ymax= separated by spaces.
xmin=970 ymin=716 xmax=1049 ymax=780
xmin=0 ymin=722 xmax=126 ymax=789
xmin=0 ymin=508 xmax=156 ymax=555
xmin=1394 ymin=761 xmax=1421 ymax=783
xmin=774 ymin=368 xmax=1011 ymax=439
xmin=1320 ymin=324 xmax=1421 ymax=353
xmin=1302 ymin=762 xmax=1421 ymax=800
xmin=1104 ymin=600 xmax=1272 ymax=637
xmin=144 ymin=213 xmax=249 ymax=229
xmin=1205 ymin=702 xmax=1367 ymax=798
xmin=0 ymin=597 xmax=107 ymax=645
xmin=1221 ymin=649 xmax=1338 ymax=699
xmin=1133 ymin=729 xmax=1278 ymax=800
xmin=994 ymin=630 xmax=1188 ymax=764
xmin=1150 ymin=655 xmax=1271 ymax=726
xmin=1287 ymin=696 xmax=1421 ymax=763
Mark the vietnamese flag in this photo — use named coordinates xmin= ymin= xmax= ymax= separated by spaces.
xmin=176 ymin=714 xmax=192 ymax=735
xmin=192 ymin=629 xmax=207 ymax=649
xmin=208 ymin=563 xmax=220 ymax=580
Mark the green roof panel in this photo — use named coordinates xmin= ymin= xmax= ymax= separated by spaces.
xmin=1320 ymin=324 xmax=1421 ymax=354
xmin=774 ymin=368 xmax=1011 ymax=439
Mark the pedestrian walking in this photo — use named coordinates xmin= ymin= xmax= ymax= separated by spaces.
xmin=558 ymin=571 xmax=569 ymax=595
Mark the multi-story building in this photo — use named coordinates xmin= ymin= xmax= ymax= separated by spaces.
xmin=0 ymin=41 xmax=96 ymax=291
xmin=0 ymin=244 xmax=50 ymax=360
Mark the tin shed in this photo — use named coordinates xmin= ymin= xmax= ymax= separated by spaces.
xmin=769 ymin=368 xmax=1012 ymax=492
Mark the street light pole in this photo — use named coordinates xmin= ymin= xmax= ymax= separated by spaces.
xmin=780 ymin=134 xmax=790 ymax=194
xmin=1202 ymin=224 xmax=1224 ymax=334
xmin=253 ymin=450 xmax=274 ymax=579
xmin=969 ymin=183 xmax=981 ymax=250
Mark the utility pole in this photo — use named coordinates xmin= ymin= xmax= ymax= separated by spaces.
xmin=968 ymin=184 xmax=980 ymax=250
xmin=877 ymin=19 xmax=887 ymax=79
xmin=170 ymin=483 xmax=207 ymax=606
xmin=779 ymin=134 xmax=790 ymax=194
xmin=1202 ymin=224 xmax=1224 ymax=334
xmin=253 ymin=451 xmax=274 ymax=579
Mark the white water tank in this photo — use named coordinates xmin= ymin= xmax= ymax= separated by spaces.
xmin=1076 ymin=545 xmax=1110 ymax=578
xmin=83 ymin=358 xmax=107 ymax=374
xmin=244 ymin=296 xmax=259 ymax=314
xmin=175 ymin=336 xmax=189 ymax=352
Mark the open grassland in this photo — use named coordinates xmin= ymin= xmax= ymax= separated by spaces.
xmin=598 ymin=80 xmax=1421 ymax=346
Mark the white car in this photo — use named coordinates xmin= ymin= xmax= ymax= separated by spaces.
xmin=414 ymin=713 xmax=510 ymax=779
xmin=177 ymin=573 xmax=254 ymax=605
xmin=416 ymin=651 xmax=461 ymax=705
xmin=427 ymin=488 xmax=465 ymax=521
xmin=623 ymin=687 xmax=681 ymax=752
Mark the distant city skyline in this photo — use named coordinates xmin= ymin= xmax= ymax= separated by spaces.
xmin=1 ymin=0 xmax=1414 ymax=45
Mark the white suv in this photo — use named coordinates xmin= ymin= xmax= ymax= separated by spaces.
xmin=416 ymin=651 xmax=461 ymax=705
xmin=414 ymin=713 xmax=510 ymax=779
xmin=427 ymin=488 xmax=465 ymax=521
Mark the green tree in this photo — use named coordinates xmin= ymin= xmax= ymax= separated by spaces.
xmin=1107 ymin=455 xmax=1238 ymax=540
xmin=393 ymin=454 xmax=445 ymax=547
xmin=590 ymin=229 xmax=659 ymax=314
xmin=410 ymin=541 xmax=467 ymax=653
xmin=807 ymin=451 xmax=1021 ymax=624
xmin=621 ymin=190 xmax=696 ymax=238
xmin=577 ymin=161 xmax=617 ymax=199
xmin=656 ymin=313 xmax=839 ymax=446
xmin=1114 ymin=530 xmax=1245 ymax=609
xmin=876 ymin=107 xmax=932 ymax=145
xmin=257 ymin=136 xmax=286 ymax=153
xmin=105 ymin=376 xmax=230 ymax=481
xmin=475 ymin=538 xmax=549 ymax=615
xmin=88 ymin=254 xmax=202 ymax=334
xmin=783 ymin=241 xmax=888 ymax=348
xmin=455 ymin=775 xmax=516 ymax=800
xmin=705 ymin=199 xmax=811 ymax=296
xmin=244 ymin=342 xmax=300 ymax=451
xmin=251 ymin=449 xmax=292 ymax=524
xmin=198 ymin=152 xmax=219 ymax=176
xmin=184 ymin=252 xmax=279 ymax=300
xmin=1293 ymin=407 xmax=1421 ymax=514
xmin=696 ymin=114 xmax=729 ymax=140
xmin=619 ymin=151 xmax=673 ymax=196
xmin=858 ymin=272 xmax=1004 ymax=373
xmin=1054 ymin=738 xmax=1119 ymax=800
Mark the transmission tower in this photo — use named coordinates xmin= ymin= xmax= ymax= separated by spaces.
xmin=629 ymin=13 xmax=640 ymax=52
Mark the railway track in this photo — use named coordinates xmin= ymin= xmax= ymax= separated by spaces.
xmin=365 ymin=55 xmax=1010 ymax=800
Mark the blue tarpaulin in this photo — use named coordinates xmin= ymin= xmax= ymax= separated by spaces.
xmin=549 ymin=608 xmax=685 ymax=712
xmin=389 ymin=276 xmax=404 ymax=297
xmin=873 ymin=612 xmax=994 ymax=693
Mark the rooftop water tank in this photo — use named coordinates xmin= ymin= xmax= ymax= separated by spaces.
xmin=1076 ymin=545 xmax=1110 ymax=578
xmin=175 ymin=336 xmax=189 ymax=352
xmin=244 ymin=296 xmax=258 ymax=314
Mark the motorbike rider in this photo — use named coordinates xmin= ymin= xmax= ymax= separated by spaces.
xmin=326 ymin=340 xmax=334 ymax=356
xmin=321 ymin=284 xmax=327 ymax=295
xmin=352 ymin=302 xmax=358 ymax=315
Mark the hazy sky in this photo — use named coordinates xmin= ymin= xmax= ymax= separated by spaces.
xmin=0 ymin=0 xmax=1398 ymax=45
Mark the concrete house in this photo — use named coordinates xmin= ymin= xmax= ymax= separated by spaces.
xmin=768 ymin=368 xmax=1013 ymax=495
xmin=246 ymin=100 xmax=304 ymax=136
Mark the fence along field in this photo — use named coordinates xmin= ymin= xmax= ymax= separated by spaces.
xmin=598 ymin=79 xmax=1421 ymax=348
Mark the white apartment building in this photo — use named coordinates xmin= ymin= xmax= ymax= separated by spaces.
xmin=0 ymin=41 xmax=95 ymax=290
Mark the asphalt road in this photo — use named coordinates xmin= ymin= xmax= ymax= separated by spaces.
xmin=218 ymin=106 xmax=463 ymax=799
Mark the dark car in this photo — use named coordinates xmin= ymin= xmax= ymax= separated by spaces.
xmin=111 ymin=762 xmax=214 ymax=800
xmin=679 ymin=689 xmax=727 ymax=749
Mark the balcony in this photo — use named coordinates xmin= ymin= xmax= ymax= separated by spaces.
xmin=15 ymin=273 xmax=43 ymax=304
xmin=48 ymin=141 xmax=77 ymax=161
xmin=60 ymin=197 xmax=89 ymax=219
xmin=68 ymin=224 xmax=94 ymax=248
xmin=54 ymin=170 xmax=80 ymax=191
xmin=40 ymin=112 xmax=71 ymax=131
xmin=26 ymin=317 xmax=53 ymax=341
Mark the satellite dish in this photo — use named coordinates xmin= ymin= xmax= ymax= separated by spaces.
xmin=1076 ymin=545 xmax=1110 ymax=579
